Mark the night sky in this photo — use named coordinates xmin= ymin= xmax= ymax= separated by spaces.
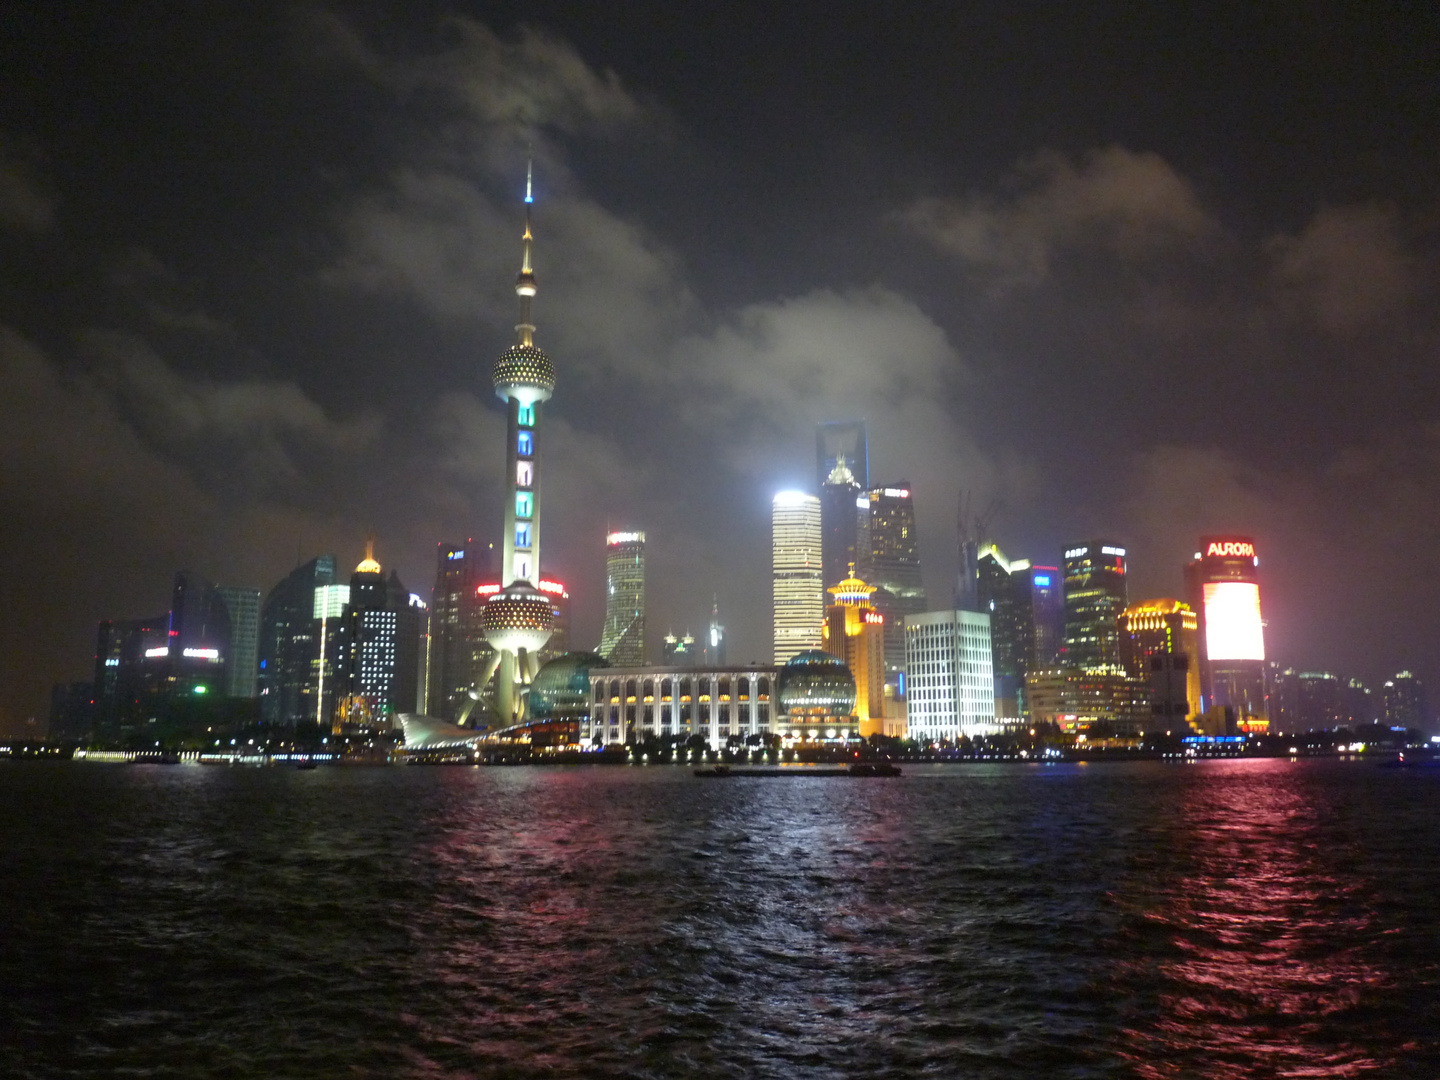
xmin=2 ymin=2 xmax=1438 ymax=733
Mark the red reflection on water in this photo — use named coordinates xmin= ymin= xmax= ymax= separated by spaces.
xmin=1118 ymin=760 xmax=1388 ymax=1078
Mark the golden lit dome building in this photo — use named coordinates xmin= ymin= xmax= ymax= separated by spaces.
xmin=822 ymin=565 xmax=887 ymax=736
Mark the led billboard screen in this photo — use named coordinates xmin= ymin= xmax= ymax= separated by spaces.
xmin=1203 ymin=581 xmax=1265 ymax=661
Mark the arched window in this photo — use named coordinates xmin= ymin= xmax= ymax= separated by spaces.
xmin=679 ymin=677 xmax=692 ymax=698
xmin=718 ymin=676 xmax=731 ymax=697
xmin=594 ymin=682 xmax=605 ymax=702
xmin=643 ymin=678 xmax=654 ymax=697
xmin=661 ymin=677 xmax=673 ymax=700
xmin=757 ymin=676 xmax=770 ymax=697
xmin=609 ymin=678 xmax=621 ymax=700
xmin=737 ymin=676 xmax=750 ymax=699
xmin=625 ymin=678 xmax=638 ymax=699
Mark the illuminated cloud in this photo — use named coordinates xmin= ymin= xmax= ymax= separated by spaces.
xmin=903 ymin=146 xmax=1216 ymax=288
xmin=1267 ymin=203 xmax=1413 ymax=334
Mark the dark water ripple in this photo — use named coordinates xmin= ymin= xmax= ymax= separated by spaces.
xmin=2 ymin=758 xmax=1438 ymax=1078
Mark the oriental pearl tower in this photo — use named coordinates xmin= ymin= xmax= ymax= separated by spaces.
xmin=478 ymin=161 xmax=555 ymax=726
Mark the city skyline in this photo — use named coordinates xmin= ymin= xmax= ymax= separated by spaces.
xmin=2 ymin=5 xmax=1439 ymax=731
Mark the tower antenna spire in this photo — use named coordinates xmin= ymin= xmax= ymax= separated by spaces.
xmin=515 ymin=153 xmax=537 ymax=346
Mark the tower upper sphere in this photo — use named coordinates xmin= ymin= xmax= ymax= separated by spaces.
xmin=493 ymin=343 xmax=554 ymax=404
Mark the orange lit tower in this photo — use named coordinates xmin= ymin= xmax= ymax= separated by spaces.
xmin=822 ymin=564 xmax=886 ymax=736
xmin=478 ymin=161 xmax=555 ymax=725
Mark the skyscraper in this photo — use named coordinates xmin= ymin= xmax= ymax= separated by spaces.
xmin=216 ymin=586 xmax=261 ymax=698
xmin=816 ymin=420 xmax=868 ymax=491
xmin=599 ymin=531 xmax=646 ymax=665
xmin=334 ymin=541 xmax=424 ymax=725
xmin=772 ymin=490 xmax=823 ymax=664
xmin=1380 ymin=671 xmax=1428 ymax=729
xmin=662 ymin=631 xmax=697 ymax=666
xmin=1118 ymin=599 xmax=1201 ymax=725
xmin=820 ymin=452 xmax=863 ymax=590
xmin=258 ymin=554 xmax=337 ymax=726
xmin=1061 ymin=541 xmax=1128 ymax=668
xmin=1185 ymin=536 xmax=1266 ymax=719
xmin=706 ymin=597 xmax=727 ymax=667
xmin=904 ymin=610 xmax=995 ymax=742
xmin=975 ymin=546 xmax=1028 ymax=717
xmin=477 ymin=161 xmax=557 ymax=726
xmin=861 ymin=483 xmax=926 ymax=686
xmin=426 ymin=542 xmax=493 ymax=722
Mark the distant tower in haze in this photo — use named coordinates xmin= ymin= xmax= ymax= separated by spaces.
xmin=861 ymin=482 xmax=926 ymax=687
xmin=477 ymin=160 xmax=556 ymax=725
xmin=1061 ymin=540 xmax=1128 ymax=668
xmin=772 ymin=490 xmax=823 ymax=663
xmin=816 ymin=421 xmax=868 ymax=491
xmin=599 ymin=531 xmax=646 ymax=665
xmin=1380 ymin=671 xmax=1428 ymax=729
xmin=820 ymin=454 xmax=863 ymax=590
xmin=706 ymin=596 xmax=727 ymax=667
xmin=1184 ymin=536 xmax=1266 ymax=720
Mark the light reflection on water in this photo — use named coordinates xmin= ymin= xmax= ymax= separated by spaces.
xmin=1 ymin=759 xmax=1438 ymax=1078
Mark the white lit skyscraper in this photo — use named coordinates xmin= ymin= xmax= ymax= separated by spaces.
xmin=599 ymin=531 xmax=646 ymax=665
xmin=772 ymin=491 xmax=823 ymax=664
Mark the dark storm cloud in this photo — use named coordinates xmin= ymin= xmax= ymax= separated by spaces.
xmin=0 ymin=151 xmax=53 ymax=233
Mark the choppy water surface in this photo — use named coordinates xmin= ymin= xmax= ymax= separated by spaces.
xmin=2 ymin=758 xmax=1438 ymax=1078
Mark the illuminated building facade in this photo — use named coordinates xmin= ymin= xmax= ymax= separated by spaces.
xmin=217 ymin=587 xmax=261 ymax=699
xmin=92 ymin=614 xmax=168 ymax=741
xmin=426 ymin=542 xmax=492 ymax=722
xmin=1061 ymin=541 xmax=1128 ymax=668
xmin=477 ymin=162 xmax=557 ymax=725
xmin=259 ymin=555 xmax=337 ymax=726
xmin=1267 ymin=668 xmax=1342 ymax=730
xmin=904 ymin=610 xmax=995 ymax=742
xmin=662 ymin=631 xmax=697 ymax=666
xmin=599 ymin=531 xmax=646 ymax=665
xmin=584 ymin=664 xmax=779 ymax=749
xmin=1118 ymin=599 xmax=1201 ymax=725
xmin=1380 ymin=671 xmax=1428 ymax=729
xmin=336 ymin=542 xmax=425 ymax=723
xmin=1185 ymin=536 xmax=1266 ymax=720
xmin=772 ymin=491 xmax=823 ymax=663
xmin=862 ymin=483 xmax=927 ymax=687
xmin=822 ymin=566 xmax=886 ymax=735
xmin=1024 ymin=666 xmax=1152 ymax=735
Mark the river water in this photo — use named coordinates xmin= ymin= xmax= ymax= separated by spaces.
xmin=2 ymin=758 xmax=1437 ymax=1078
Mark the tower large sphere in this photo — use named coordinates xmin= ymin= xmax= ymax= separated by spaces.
xmin=777 ymin=650 xmax=856 ymax=717
xmin=493 ymin=343 xmax=554 ymax=404
xmin=482 ymin=582 xmax=555 ymax=655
